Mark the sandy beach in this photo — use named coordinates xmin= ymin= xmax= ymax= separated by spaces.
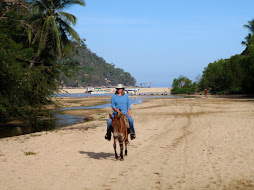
xmin=1 ymin=96 xmax=254 ymax=190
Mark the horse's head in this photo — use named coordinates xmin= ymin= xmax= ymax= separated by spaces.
xmin=109 ymin=114 xmax=122 ymax=138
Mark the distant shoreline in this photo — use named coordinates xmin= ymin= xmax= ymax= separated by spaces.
xmin=58 ymin=87 xmax=172 ymax=94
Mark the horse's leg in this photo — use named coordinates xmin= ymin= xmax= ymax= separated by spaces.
xmin=125 ymin=136 xmax=128 ymax=156
xmin=120 ymin=142 xmax=124 ymax=161
xmin=113 ymin=138 xmax=118 ymax=160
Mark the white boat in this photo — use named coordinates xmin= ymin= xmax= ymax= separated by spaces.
xmin=125 ymin=88 xmax=140 ymax=95
xmin=85 ymin=87 xmax=94 ymax=93
xmin=90 ymin=90 xmax=107 ymax=94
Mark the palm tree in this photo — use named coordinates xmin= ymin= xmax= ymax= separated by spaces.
xmin=241 ymin=19 xmax=254 ymax=55
xmin=241 ymin=33 xmax=252 ymax=46
xmin=27 ymin=0 xmax=85 ymax=67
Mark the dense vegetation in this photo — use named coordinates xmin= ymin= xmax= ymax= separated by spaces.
xmin=0 ymin=0 xmax=66 ymax=125
xmin=172 ymin=19 xmax=254 ymax=95
xmin=171 ymin=76 xmax=198 ymax=95
xmin=0 ymin=0 xmax=135 ymax=125
xmin=58 ymin=41 xmax=136 ymax=87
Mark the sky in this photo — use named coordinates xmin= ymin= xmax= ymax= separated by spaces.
xmin=67 ymin=0 xmax=254 ymax=87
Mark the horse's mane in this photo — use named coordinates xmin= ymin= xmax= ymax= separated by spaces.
xmin=117 ymin=112 xmax=130 ymax=129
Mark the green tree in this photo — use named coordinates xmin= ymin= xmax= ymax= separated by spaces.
xmin=0 ymin=0 xmax=86 ymax=125
xmin=171 ymin=76 xmax=197 ymax=94
xmin=241 ymin=19 xmax=254 ymax=55
xmin=27 ymin=0 xmax=85 ymax=67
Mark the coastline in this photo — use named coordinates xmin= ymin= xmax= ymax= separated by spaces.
xmin=58 ymin=87 xmax=172 ymax=94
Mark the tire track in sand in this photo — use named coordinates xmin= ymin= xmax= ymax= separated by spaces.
xmin=149 ymin=101 xmax=194 ymax=189
xmin=178 ymin=103 xmax=193 ymax=189
xmin=201 ymin=118 xmax=223 ymax=189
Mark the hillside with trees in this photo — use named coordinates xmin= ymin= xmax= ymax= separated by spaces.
xmin=58 ymin=41 xmax=136 ymax=87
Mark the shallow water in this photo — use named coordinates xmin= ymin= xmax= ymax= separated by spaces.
xmin=57 ymin=97 xmax=143 ymax=111
xmin=53 ymin=93 xmax=115 ymax=98
xmin=50 ymin=97 xmax=144 ymax=129
xmin=0 ymin=94 xmax=176 ymax=138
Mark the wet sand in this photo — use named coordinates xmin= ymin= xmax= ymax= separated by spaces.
xmin=1 ymin=96 xmax=254 ymax=190
xmin=48 ymin=96 xmax=110 ymax=109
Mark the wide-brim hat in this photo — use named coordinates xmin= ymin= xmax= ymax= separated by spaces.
xmin=115 ymin=84 xmax=124 ymax=89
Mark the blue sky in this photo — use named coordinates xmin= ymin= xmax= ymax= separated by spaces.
xmin=67 ymin=0 xmax=253 ymax=87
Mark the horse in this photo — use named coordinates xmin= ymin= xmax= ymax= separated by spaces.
xmin=109 ymin=113 xmax=129 ymax=161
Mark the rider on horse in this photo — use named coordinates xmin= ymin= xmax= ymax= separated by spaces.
xmin=105 ymin=84 xmax=136 ymax=141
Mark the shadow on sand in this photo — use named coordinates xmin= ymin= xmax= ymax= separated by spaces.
xmin=78 ymin=151 xmax=115 ymax=160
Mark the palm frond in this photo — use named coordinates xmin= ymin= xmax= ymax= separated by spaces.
xmin=28 ymin=0 xmax=84 ymax=59
xmin=244 ymin=20 xmax=254 ymax=33
xmin=32 ymin=28 xmax=41 ymax=44
xmin=37 ymin=16 xmax=51 ymax=56
xmin=27 ymin=27 xmax=33 ymax=44
xmin=241 ymin=41 xmax=247 ymax=46
xmin=57 ymin=17 xmax=80 ymax=42
xmin=245 ymin=33 xmax=251 ymax=42
xmin=243 ymin=24 xmax=251 ymax=30
xmin=59 ymin=0 xmax=85 ymax=10
xmin=51 ymin=16 xmax=63 ymax=59
xmin=58 ymin=11 xmax=77 ymax=25
xmin=30 ymin=0 xmax=47 ymax=13
xmin=58 ymin=24 xmax=72 ymax=57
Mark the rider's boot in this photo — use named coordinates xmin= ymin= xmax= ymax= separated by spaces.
xmin=130 ymin=131 xmax=136 ymax=140
xmin=105 ymin=127 xmax=112 ymax=141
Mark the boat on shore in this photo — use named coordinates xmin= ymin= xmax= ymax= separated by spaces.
xmin=90 ymin=88 xmax=108 ymax=94
xmin=90 ymin=90 xmax=108 ymax=94
xmin=125 ymin=88 xmax=140 ymax=95
xmin=84 ymin=87 xmax=108 ymax=94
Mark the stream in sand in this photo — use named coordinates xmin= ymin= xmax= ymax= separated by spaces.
xmin=0 ymin=93 xmax=175 ymax=138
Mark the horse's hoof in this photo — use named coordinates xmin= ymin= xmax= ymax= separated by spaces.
xmin=115 ymin=155 xmax=119 ymax=160
xmin=120 ymin=158 xmax=124 ymax=161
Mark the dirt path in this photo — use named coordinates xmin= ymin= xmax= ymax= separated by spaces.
xmin=1 ymin=97 xmax=254 ymax=190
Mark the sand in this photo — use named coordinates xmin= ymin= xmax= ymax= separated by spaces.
xmin=1 ymin=96 xmax=254 ymax=190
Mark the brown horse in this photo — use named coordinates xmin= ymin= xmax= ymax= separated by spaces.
xmin=109 ymin=113 xmax=129 ymax=161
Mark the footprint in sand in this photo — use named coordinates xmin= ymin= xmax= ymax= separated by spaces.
xmin=110 ymin=178 xmax=117 ymax=183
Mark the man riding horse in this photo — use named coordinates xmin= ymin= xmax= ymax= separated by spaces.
xmin=105 ymin=84 xmax=136 ymax=141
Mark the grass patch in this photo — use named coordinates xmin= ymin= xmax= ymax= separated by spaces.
xmin=24 ymin=151 xmax=37 ymax=156
xmin=30 ymin=134 xmax=42 ymax=137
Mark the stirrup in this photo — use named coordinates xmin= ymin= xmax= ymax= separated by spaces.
xmin=105 ymin=134 xmax=111 ymax=141
xmin=130 ymin=133 xmax=136 ymax=140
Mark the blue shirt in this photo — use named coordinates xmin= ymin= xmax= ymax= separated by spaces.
xmin=111 ymin=94 xmax=131 ymax=114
